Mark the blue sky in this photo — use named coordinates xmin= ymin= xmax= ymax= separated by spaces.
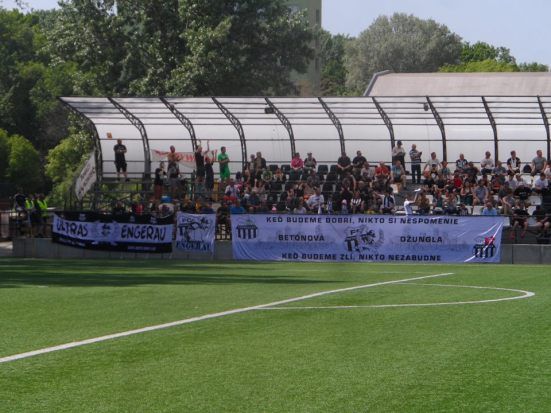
xmin=3 ymin=0 xmax=550 ymax=66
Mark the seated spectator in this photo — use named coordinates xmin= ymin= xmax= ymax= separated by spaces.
xmin=273 ymin=168 xmax=286 ymax=184
xmin=444 ymin=192 xmax=459 ymax=215
xmin=350 ymin=190 xmax=364 ymax=214
xmin=416 ymin=191 xmax=431 ymax=215
xmin=424 ymin=152 xmax=441 ymax=173
xmin=532 ymin=205 xmax=550 ymax=236
xmin=533 ymin=172 xmax=549 ymax=194
xmin=507 ymin=150 xmax=521 ymax=175
xmin=544 ymin=160 xmax=551 ymax=180
xmin=432 ymin=189 xmax=445 ymax=213
xmin=291 ymin=152 xmax=304 ymax=172
xmin=482 ymin=201 xmax=498 ymax=216
xmin=435 ymin=173 xmax=447 ymax=190
xmin=291 ymin=198 xmax=306 ymax=214
xmin=375 ymin=161 xmax=390 ymax=181
xmin=464 ymin=162 xmax=479 ymax=183
xmin=458 ymin=203 xmax=471 ymax=216
xmin=513 ymin=175 xmax=531 ymax=201
xmin=381 ymin=189 xmax=396 ymax=214
xmin=506 ymin=172 xmax=517 ymax=191
xmin=216 ymin=201 xmax=230 ymax=229
xmin=500 ymin=187 xmax=515 ymax=216
xmin=460 ymin=181 xmax=474 ymax=206
xmin=337 ymin=151 xmax=353 ymax=178
xmin=352 ymin=150 xmax=367 ymax=170
xmin=473 ymin=180 xmax=490 ymax=206
xmin=303 ymin=152 xmax=317 ymax=174
xmin=480 ymin=151 xmax=494 ymax=175
xmin=493 ymin=160 xmax=507 ymax=176
xmin=227 ymin=199 xmax=244 ymax=215
xmin=455 ymin=153 xmax=468 ymax=174
xmin=510 ymin=200 xmax=529 ymax=239
xmin=452 ymin=172 xmax=463 ymax=191
xmin=307 ymin=187 xmax=325 ymax=213
xmin=390 ymin=160 xmax=406 ymax=193
xmin=440 ymin=161 xmax=452 ymax=179
xmin=531 ymin=149 xmax=547 ymax=176
xmin=306 ymin=169 xmax=321 ymax=188
xmin=360 ymin=161 xmax=375 ymax=182
xmin=224 ymin=180 xmax=239 ymax=203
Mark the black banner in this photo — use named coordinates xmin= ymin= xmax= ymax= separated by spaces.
xmin=52 ymin=212 xmax=174 ymax=253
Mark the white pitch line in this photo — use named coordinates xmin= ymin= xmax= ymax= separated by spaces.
xmin=0 ymin=272 xmax=454 ymax=364
xmin=260 ymin=282 xmax=535 ymax=310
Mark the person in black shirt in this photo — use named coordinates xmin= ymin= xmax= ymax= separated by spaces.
xmin=153 ymin=162 xmax=166 ymax=201
xmin=337 ymin=151 xmax=352 ymax=179
xmin=352 ymin=150 xmax=367 ymax=170
xmin=194 ymin=143 xmax=209 ymax=183
xmin=113 ymin=139 xmax=129 ymax=181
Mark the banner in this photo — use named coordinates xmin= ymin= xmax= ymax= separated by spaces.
xmin=175 ymin=212 xmax=216 ymax=253
xmin=151 ymin=149 xmax=218 ymax=168
xmin=74 ymin=153 xmax=96 ymax=201
xmin=231 ymin=214 xmax=506 ymax=263
xmin=52 ymin=212 xmax=173 ymax=253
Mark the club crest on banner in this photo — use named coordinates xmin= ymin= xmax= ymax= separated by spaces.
xmin=344 ymin=226 xmax=385 ymax=253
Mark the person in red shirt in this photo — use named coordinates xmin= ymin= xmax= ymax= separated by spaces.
xmin=291 ymin=152 xmax=304 ymax=172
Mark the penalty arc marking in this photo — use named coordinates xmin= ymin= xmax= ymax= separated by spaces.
xmin=259 ymin=282 xmax=535 ymax=310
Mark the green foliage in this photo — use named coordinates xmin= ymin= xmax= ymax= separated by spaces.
xmin=461 ymin=41 xmax=516 ymax=64
xmin=45 ymin=130 xmax=93 ymax=206
xmin=345 ymin=13 xmax=463 ymax=93
xmin=440 ymin=59 xmax=519 ymax=73
xmin=319 ymin=30 xmax=351 ymax=96
xmin=0 ymin=128 xmax=9 ymax=178
xmin=5 ymin=133 xmax=42 ymax=192
xmin=518 ymin=62 xmax=549 ymax=72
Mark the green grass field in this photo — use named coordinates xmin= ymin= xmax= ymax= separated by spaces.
xmin=1 ymin=259 xmax=550 ymax=412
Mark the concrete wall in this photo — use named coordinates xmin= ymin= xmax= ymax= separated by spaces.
xmin=11 ymin=238 xmax=551 ymax=264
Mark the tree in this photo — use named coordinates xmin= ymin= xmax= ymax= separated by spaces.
xmin=461 ymin=41 xmax=515 ymax=64
xmin=45 ymin=129 xmax=93 ymax=206
xmin=46 ymin=0 xmax=314 ymax=96
xmin=345 ymin=13 xmax=463 ymax=94
xmin=4 ymin=133 xmax=42 ymax=192
xmin=319 ymin=30 xmax=350 ymax=96
xmin=440 ymin=59 xmax=518 ymax=73
xmin=519 ymin=62 xmax=549 ymax=72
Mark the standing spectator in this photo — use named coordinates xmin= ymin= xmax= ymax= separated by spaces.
xmin=253 ymin=151 xmax=267 ymax=180
xmin=291 ymin=152 xmax=304 ymax=172
xmin=424 ymin=152 xmax=441 ymax=173
xmin=194 ymin=143 xmax=209 ymax=184
xmin=303 ymin=152 xmax=317 ymax=174
xmin=167 ymin=145 xmax=180 ymax=164
xmin=506 ymin=150 xmax=521 ymax=174
xmin=35 ymin=194 xmax=48 ymax=237
xmin=455 ymin=153 xmax=468 ymax=174
xmin=336 ymin=151 xmax=352 ymax=179
xmin=218 ymin=146 xmax=230 ymax=185
xmin=167 ymin=159 xmax=180 ymax=199
xmin=480 ymin=151 xmax=494 ymax=175
xmin=153 ymin=162 xmax=166 ymax=201
xmin=409 ymin=144 xmax=422 ymax=184
xmin=531 ymin=149 xmax=547 ymax=176
xmin=352 ymin=150 xmax=366 ymax=170
xmin=113 ymin=139 xmax=129 ymax=181
xmin=205 ymin=156 xmax=215 ymax=198
xmin=391 ymin=140 xmax=406 ymax=170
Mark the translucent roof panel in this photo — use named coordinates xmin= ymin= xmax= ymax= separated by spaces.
xmin=60 ymin=96 xmax=551 ymax=179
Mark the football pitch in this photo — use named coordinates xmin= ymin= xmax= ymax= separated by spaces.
xmin=0 ymin=259 xmax=550 ymax=412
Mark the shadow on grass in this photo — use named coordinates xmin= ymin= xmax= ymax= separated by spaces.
xmin=0 ymin=260 xmax=338 ymax=288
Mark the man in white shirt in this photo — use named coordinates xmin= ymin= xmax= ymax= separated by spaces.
xmin=480 ymin=151 xmax=494 ymax=175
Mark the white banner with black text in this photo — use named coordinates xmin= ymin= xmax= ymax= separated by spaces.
xmin=175 ymin=212 xmax=216 ymax=253
xmin=231 ymin=214 xmax=506 ymax=263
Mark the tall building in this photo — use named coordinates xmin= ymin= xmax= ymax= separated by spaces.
xmin=288 ymin=0 xmax=322 ymax=96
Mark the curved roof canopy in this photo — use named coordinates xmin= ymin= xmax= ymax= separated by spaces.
xmin=60 ymin=96 xmax=551 ymax=180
